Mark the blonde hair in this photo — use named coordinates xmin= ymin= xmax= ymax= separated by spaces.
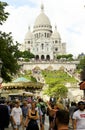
xmin=56 ymin=102 xmax=64 ymax=110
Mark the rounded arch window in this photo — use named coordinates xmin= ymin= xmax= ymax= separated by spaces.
xmin=46 ymin=55 xmax=50 ymax=60
xmin=55 ymin=48 xmax=58 ymax=51
xmin=41 ymin=55 xmax=45 ymax=60
xmin=55 ymin=40 xmax=58 ymax=43
xmin=36 ymin=55 xmax=39 ymax=60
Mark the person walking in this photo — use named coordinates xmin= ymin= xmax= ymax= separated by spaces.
xmin=55 ymin=109 xmax=69 ymax=130
xmin=11 ymin=100 xmax=22 ymax=130
xmin=0 ymin=102 xmax=10 ymax=130
xmin=37 ymin=98 xmax=46 ymax=130
xmin=24 ymin=101 xmax=39 ymax=130
xmin=69 ymin=101 xmax=77 ymax=128
xmin=22 ymin=100 xmax=29 ymax=130
xmin=73 ymin=101 xmax=85 ymax=130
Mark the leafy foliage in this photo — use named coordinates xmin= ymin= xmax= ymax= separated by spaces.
xmin=76 ymin=56 xmax=85 ymax=81
xmin=0 ymin=32 xmax=20 ymax=81
xmin=0 ymin=1 xmax=9 ymax=25
xmin=42 ymin=70 xmax=77 ymax=97
xmin=45 ymin=84 xmax=68 ymax=97
xmin=0 ymin=2 xmax=35 ymax=81
xmin=77 ymin=56 xmax=85 ymax=70
xmin=22 ymin=51 xmax=35 ymax=61
xmin=0 ymin=2 xmax=20 ymax=81
xmin=31 ymin=76 xmax=37 ymax=82
xmin=14 ymin=50 xmax=35 ymax=61
xmin=56 ymin=54 xmax=73 ymax=61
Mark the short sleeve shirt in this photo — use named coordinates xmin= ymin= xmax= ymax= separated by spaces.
xmin=11 ymin=107 xmax=22 ymax=124
xmin=73 ymin=109 xmax=85 ymax=130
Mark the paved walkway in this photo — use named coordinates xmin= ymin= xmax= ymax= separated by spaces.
xmin=5 ymin=115 xmax=73 ymax=130
xmin=5 ymin=115 xmax=49 ymax=130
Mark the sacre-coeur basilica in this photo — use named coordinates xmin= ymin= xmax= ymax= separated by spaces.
xmin=20 ymin=4 xmax=66 ymax=61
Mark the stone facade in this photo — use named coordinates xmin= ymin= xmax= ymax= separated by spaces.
xmin=21 ymin=4 xmax=66 ymax=61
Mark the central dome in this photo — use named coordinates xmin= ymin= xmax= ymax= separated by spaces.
xmin=33 ymin=4 xmax=52 ymax=32
xmin=34 ymin=12 xmax=51 ymax=26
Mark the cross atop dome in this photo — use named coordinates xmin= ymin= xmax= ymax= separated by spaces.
xmin=55 ymin=25 xmax=57 ymax=30
xmin=41 ymin=3 xmax=44 ymax=12
xmin=28 ymin=26 xmax=30 ymax=31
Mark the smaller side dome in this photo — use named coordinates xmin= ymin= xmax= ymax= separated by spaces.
xmin=25 ymin=26 xmax=33 ymax=40
xmin=51 ymin=26 xmax=61 ymax=39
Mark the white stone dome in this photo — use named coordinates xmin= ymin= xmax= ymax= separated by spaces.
xmin=25 ymin=26 xmax=33 ymax=40
xmin=33 ymin=4 xmax=52 ymax=32
xmin=51 ymin=26 xmax=61 ymax=39
xmin=34 ymin=13 xmax=51 ymax=26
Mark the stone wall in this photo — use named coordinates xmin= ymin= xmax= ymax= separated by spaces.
xmin=19 ymin=61 xmax=78 ymax=71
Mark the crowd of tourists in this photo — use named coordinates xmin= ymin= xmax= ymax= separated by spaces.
xmin=0 ymin=96 xmax=85 ymax=130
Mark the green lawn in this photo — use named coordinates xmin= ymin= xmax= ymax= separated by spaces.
xmin=42 ymin=70 xmax=77 ymax=84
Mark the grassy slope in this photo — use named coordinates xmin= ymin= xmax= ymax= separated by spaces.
xmin=42 ymin=70 xmax=77 ymax=84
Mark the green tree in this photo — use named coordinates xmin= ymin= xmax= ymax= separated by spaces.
xmin=0 ymin=1 xmax=9 ymax=25
xmin=77 ymin=56 xmax=85 ymax=70
xmin=52 ymin=84 xmax=68 ymax=97
xmin=77 ymin=56 xmax=85 ymax=81
xmin=44 ymin=83 xmax=68 ymax=97
xmin=0 ymin=2 xmax=35 ymax=81
xmin=77 ymin=53 xmax=85 ymax=60
xmin=22 ymin=51 xmax=35 ymax=61
xmin=14 ymin=49 xmax=23 ymax=59
xmin=66 ymin=54 xmax=73 ymax=60
xmin=56 ymin=55 xmax=62 ymax=60
xmin=0 ymin=2 xmax=20 ymax=81
xmin=0 ymin=32 xmax=20 ymax=81
xmin=56 ymin=54 xmax=73 ymax=61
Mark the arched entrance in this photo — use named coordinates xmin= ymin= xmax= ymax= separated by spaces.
xmin=41 ymin=55 xmax=45 ymax=60
xmin=46 ymin=55 xmax=50 ymax=61
xmin=35 ymin=55 xmax=39 ymax=60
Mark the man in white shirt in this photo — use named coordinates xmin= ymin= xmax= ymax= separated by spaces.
xmin=11 ymin=100 xmax=22 ymax=130
xmin=73 ymin=101 xmax=85 ymax=130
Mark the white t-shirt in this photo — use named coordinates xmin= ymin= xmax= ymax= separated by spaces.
xmin=73 ymin=109 xmax=85 ymax=130
xmin=11 ymin=107 xmax=22 ymax=124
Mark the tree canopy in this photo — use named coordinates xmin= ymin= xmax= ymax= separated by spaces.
xmin=0 ymin=2 xmax=19 ymax=81
xmin=56 ymin=54 xmax=73 ymax=61
xmin=0 ymin=1 xmax=9 ymax=25
xmin=77 ymin=56 xmax=85 ymax=70
xmin=14 ymin=50 xmax=35 ymax=61
xmin=0 ymin=2 xmax=35 ymax=82
xmin=77 ymin=56 xmax=85 ymax=81
xmin=0 ymin=31 xmax=20 ymax=81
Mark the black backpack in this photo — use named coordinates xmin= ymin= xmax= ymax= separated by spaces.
xmin=40 ymin=103 xmax=46 ymax=115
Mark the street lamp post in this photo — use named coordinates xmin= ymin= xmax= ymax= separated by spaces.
xmin=0 ymin=60 xmax=3 ymax=97
xmin=0 ymin=59 xmax=3 ymax=83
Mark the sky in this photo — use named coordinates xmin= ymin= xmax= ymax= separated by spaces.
xmin=1 ymin=0 xmax=85 ymax=57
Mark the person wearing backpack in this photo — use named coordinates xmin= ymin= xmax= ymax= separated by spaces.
xmin=37 ymin=98 xmax=46 ymax=130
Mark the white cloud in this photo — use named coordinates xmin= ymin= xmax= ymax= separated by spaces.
xmin=1 ymin=0 xmax=85 ymax=57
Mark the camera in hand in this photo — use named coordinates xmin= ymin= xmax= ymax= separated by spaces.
xmin=50 ymin=96 xmax=56 ymax=105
